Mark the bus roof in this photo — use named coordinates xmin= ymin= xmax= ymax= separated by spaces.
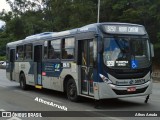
xmin=7 ymin=40 xmax=23 ymax=48
xmin=6 ymin=22 xmax=146 ymax=48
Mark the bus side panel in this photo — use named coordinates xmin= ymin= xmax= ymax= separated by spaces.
xmin=6 ymin=61 xmax=15 ymax=81
xmin=6 ymin=71 xmax=10 ymax=80
xmin=42 ymin=62 xmax=78 ymax=92
xmin=42 ymin=76 xmax=51 ymax=89
xmin=16 ymin=62 xmax=35 ymax=86
xmin=14 ymin=62 xmax=20 ymax=82
xmin=6 ymin=61 xmax=11 ymax=80
xmin=41 ymin=62 xmax=53 ymax=89
xmin=19 ymin=62 xmax=35 ymax=85
xmin=27 ymin=62 xmax=35 ymax=86
xmin=59 ymin=62 xmax=78 ymax=92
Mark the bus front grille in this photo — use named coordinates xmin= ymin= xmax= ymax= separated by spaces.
xmin=112 ymin=86 xmax=148 ymax=95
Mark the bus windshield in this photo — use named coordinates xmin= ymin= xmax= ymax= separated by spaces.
xmin=103 ymin=37 xmax=151 ymax=69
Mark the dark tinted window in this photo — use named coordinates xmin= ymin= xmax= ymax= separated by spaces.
xmin=16 ymin=45 xmax=24 ymax=60
xmin=48 ymin=39 xmax=61 ymax=59
xmin=62 ymin=38 xmax=75 ymax=59
xmin=24 ymin=44 xmax=32 ymax=60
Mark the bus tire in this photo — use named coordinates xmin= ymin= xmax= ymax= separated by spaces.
xmin=20 ymin=73 xmax=28 ymax=90
xmin=67 ymin=79 xmax=79 ymax=102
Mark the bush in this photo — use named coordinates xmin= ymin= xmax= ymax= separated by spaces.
xmin=153 ymin=43 xmax=160 ymax=71
xmin=0 ymin=56 xmax=6 ymax=61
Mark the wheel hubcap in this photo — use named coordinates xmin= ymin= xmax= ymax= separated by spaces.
xmin=69 ymin=84 xmax=75 ymax=97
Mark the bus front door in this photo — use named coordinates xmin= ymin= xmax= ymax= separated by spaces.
xmin=9 ymin=49 xmax=15 ymax=80
xmin=78 ymin=39 xmax=94 ymax=96
xmin=34 ymin=45 xmax=42 ymax=88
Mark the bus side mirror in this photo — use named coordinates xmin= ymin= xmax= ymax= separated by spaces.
xmin=151 ymin=44 xmax=154 ymax=57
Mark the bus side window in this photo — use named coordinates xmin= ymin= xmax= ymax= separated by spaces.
xmin=10 ymin=49 xmax=15 ymax=62
xmin=6 ymin=47 xmax=9 ymax=61
xmin=48 ymin=40 xmax=61 ymax=59
xmin=16 ymin=45 xmax=24 ymax=60
xmin=62 ymin=38 xmax=75 ymax=60
xmin=24 ymin=44 xmax=32 ymax=60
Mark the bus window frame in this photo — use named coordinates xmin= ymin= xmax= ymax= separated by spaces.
xmin=43 ymin=39 xmax=62 ymax=61
xmin=24 ymin=43 xmax=33 ymax=61
xmin=16 ymin=45 xmax=24 ymax=61
xmin=43 ymin=41 xmax=48 ymax=60
xmin=43 ymin=37 xmax=76 ymax=61
xmin=48 ymin=39 xmax=61 ymax=60
xmin=6 ymin=47 xmax=9 ymax=62
xmin=61 ymin=37 xmax=75 ymax=61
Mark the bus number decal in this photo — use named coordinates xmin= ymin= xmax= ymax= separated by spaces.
xmin=128 ymin=27 xmax=139 ymax=33
xmin=107 ymin=61 xmax=115 ymax=67
xmin=62 ymin=63 xmax=70 ymax=68
xmin=107 ymin=26 xmax=116 ymax=32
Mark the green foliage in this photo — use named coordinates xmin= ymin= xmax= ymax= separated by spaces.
xmin=0 ymin=56 xmax=6 ymax=61
xmin=0 ymin=0 xmax=160 ymax=60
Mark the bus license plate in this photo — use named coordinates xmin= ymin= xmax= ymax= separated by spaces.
xmin=127 ymin=87 xmax=136 ymax=92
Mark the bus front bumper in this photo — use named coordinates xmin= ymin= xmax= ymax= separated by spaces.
xmin=97 ymin=80 xmax=152 ymax=99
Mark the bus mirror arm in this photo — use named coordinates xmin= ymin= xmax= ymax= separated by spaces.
xmin=98 ymin=41 xmax=103 ymax=53
xmin=95 ymin=34 xmax=103 ymax=53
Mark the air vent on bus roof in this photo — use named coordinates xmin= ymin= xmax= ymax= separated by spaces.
xmin=25 ymin=32 xmax=55 ymax=39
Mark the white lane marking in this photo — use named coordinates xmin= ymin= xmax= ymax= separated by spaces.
xmin=120 ymin=96 xmax=160 ymax=103
xmin=7 ymin=117 xmax=22 ymax=120
xmin=13 ymin=90 xmax=63 ymax=104
xmin=107 ymin=117 xmax=124 ymax=120
xmin=0 ymin=84 xmax=7 ymax=88
xmin=13 ymin=90 xmax=33 ymax=98
xmin=84 ymin=110 xmax=124 ymax=120
xmin=150 ymin=99 xmax=160 ymax=103
xmin=41 ymin=97 xmax=62 ymax=104
xmin=100 ymin=117 xmax=124 ymax=120
xmin=85 ymin=109 xmax=92 ymax=111
xmin=13 ymin=90 xmax=28 ymax=94
xmin=0 ymin=109 xmax=5 ymax=111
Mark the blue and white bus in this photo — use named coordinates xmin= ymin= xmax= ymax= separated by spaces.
xmin=6 ymin=22 xmax=154 ymax=103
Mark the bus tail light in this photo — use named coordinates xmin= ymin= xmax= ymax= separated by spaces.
xmin=99 ymin=74 xmax=112 ymax=84
xmin=42 ymin=72 xmax=46 ymax=76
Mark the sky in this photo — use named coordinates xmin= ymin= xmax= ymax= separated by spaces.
xmin=0 ymin=0 xmax=11 ymax=12
xmin=0 ymin=0 xmax=12 ymax=28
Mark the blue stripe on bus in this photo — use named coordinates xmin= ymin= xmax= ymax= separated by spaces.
xmin=42 ymin=62 xmax=63 ymax=77
xmin=28 ymin=62 xmax=34 ymax=74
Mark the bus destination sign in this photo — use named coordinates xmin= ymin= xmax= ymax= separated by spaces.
xmin=103 ymin=25 xmax=146 ymax=35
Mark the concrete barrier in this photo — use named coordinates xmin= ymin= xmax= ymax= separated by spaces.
xmin=152 ymin=72 xmax=160 ymax=78
xmin=152 ymin=72 xmax=160 ymax=82
xmin=0 ymin=65 xmax=6 ymax=69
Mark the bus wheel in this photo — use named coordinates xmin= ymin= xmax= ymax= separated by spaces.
xmin=20 ymin=73 xmax=27 ymax=90
xmin=67 ymin=79 xmax=79 ymax=102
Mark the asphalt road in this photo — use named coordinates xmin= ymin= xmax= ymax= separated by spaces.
xmin=0 ymin=69 xmax=159 ymax=120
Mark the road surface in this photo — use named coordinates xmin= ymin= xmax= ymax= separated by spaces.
xmin=0 ymin=69 xmax=159 ymax=120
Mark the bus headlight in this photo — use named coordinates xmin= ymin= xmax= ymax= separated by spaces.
xmin=99 ymin=74 xmax=112 ymax=84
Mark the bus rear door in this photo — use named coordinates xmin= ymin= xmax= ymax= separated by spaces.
xmin=9 ymin=49 xmax=15 ymax=80
xmin=34 ymin=45 xmax=42 ymax=88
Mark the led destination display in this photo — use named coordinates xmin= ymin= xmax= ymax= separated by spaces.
xmin=103 ymin=24 xmax=146 ymax=35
